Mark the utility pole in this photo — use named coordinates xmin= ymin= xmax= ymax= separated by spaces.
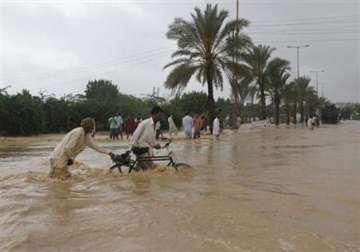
xmin=236 ymin=0 xmax=239 ymax=26
xmin=310 ymin=70 xmax=325 ymax=96
xmin=319 ymin=82 xmax=327 ymax=98
xmin=287 ymin=44 xmax=310 ymax=78
xmin=230 ymin=0 xmax=240 ymax=128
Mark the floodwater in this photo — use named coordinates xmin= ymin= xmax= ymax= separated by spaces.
xmin=0 ymin=122 xmax=359 ymax=252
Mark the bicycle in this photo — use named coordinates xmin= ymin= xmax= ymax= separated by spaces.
xmin=109 ymin=141 xmax=191 ymax=173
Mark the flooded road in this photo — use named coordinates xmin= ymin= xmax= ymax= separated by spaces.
xmin=0 ymin=121 xmax=359 ymax=251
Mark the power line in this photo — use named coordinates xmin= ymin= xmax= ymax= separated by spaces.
xmin=249 ymin=15 xmax=359 ymax=24
xmin=0 ymin=46 xmax=174 ymax=83
xmin=247 ymin=26 xmax=359 ymax=32
xmin=39 ymin=50 xmax=171 ymax=90
xmin=2 ymin=0 xmax=358 ymax=5
xmin=255 ymin=37 xmax=359 ymax=44
xmin=251 ymin=20 xmax=360 ymax=28
xmin=2 ymin=48 xmax=173 ymax=89
xmin=248 ymin=30 xmax=359 ymax=35
xmin=3 ymin=35 xmax=358 ymax=86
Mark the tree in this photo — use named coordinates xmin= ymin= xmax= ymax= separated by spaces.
xmin=0 ymin=90 xmax=43 ymax=135
xmin=164 ymin=4 xmax=250 ymax=131
xmin=294 ymin=76 xmax=311 ymax=123
xmin=225 ymin=26 xmax=253 ymax=127
xmin=351 ymin=104 xmax=360 ymax=120
xmin=239 ymin=44 xmax=276 ymax=120
xmin=237 ymin=78 xmax=253 ymax=106
xmin=42 ymin=97 xmax=70 ymax=132
xmin=85 ymin=79 xmax=120 ymax=101
xmin=304 ymin=86 xmax=320 ymax=118
xmin=281 ymin=83 xmax=297 ymax=125
xmin=321 ymin=103 xmax=339 ymax=124
xmin=266 ymin=58 xmax=291 ymax=125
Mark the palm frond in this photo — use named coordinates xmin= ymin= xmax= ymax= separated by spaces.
xmin=163 ymin=58 xmax=190 ymax=69
xmin=164 ymin=63 xmax=200 ymax=93
xmin=214 ymin=18 xmax=250 ymax=49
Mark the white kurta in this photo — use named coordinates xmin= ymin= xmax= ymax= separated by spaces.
xmin=182 ymin=115 xmax=193 ymax=137
xmin=213 ymin=117 xmax=220 ymax=136
xmin=50 ymin=127 xmax=109 ymax=172
xmin=308 ymin=118 xmax=314 ymax=130
xmin=130 ymin=117 xmax=156 ymax=152
xmin=168 ymin=116 xmax=178 ymax=135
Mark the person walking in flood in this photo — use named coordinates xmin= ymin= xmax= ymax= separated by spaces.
xmin=49 ymin=118 xmax=112 ymax=179
xmin=308 ymin=115 xmax=315 ymax=130
xmin=168 ymin=114 xmax=178 ymax=138
xmin=108 ymin=115 xmax=119 ymax=140
xmin=213 ymin=114 xmax=220 ymax=138
xmin=182 ymin=112 xmax=193 ymax=139
xmin=200 ymin=115 xmax=207 ymax=132
xmin=130 ymin=106 xmax=162 ymax=170
xmin=114 ymin=113 xmax=124 ymax=140
xmin=155 ymin=120 xmax=162 ymax=140
xmin=125 ymin=115 xmax=137 ymax=140
xmin=193 ymin=114 xmax=202 ymax=139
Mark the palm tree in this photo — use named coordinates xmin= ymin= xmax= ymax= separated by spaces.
xmin=281 ymin=83 xmax=297 ymax=125
xmin=163 ymin=4 xmax=250 ymax=130
xmin=238 ymin=78 xmax=254 ymax=106
xmin=294 ymin=76 xmax=311 ymax=123
xmin=266 ymin=58 xmax=291 ymax=126
xmin=305 ymin=86 xmax=320 ymax=117
xmin=239 ymin=44 xmax=276 ymax=120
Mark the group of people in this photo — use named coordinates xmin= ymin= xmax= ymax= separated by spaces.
xmin=182 ymin=112 xmax=220 ymax=139
xmin=49 ymin=106 xmax=222 ymax=179
xmin=109 ymin=111 xmax=221 ymax=142
xmin=182 ymin=113 xmax=205 ymax=139
xmin=108 ymin=114 xmax=140 ymax=140
xmin=307 ymin=114 xmax=320 ymax=130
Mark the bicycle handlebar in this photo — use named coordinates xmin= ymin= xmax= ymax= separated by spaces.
xmin=162 ymin=139 xmax=172 ymax=149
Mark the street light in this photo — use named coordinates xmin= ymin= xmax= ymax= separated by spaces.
xmin=287 ymin=44 xmax=310 ymax=78
xmin=310 ymin=70 xmax=325 ymax=96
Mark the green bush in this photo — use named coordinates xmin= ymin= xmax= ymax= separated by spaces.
xmin=321 ymin=103 xmax=339 ymax=124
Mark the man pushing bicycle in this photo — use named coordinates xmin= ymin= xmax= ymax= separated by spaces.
xmin=130 ymin=106 xmax=162 ymax=170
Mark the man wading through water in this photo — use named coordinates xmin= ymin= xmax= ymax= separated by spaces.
xmin=49 ymin=118 xmax=112 ymax=179
xmin=130 ymin=106 xmax=162 ymax=170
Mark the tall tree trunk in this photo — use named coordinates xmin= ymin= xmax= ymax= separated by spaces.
xmin=230 ymin=76 xmax=240 ymax=128
xmin=231 ymin=101 xmax=239 ymax=128
xmin=300 ymin=100 xmax=304 ymax=123
xmin=285 ymin=103 xmax=290 ymax=125
xmin=259 ymin=80 xmax=266 ymax=120
xmin=292 ymin=103 xmax=297 ymax=125
xmin=274 ymin=95 xmax=280 ymax=126
xmin=207 ymin=74 xmax=215 ymax=134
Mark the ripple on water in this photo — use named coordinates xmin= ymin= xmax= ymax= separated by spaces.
xmin=0 ymin=123 xmax=359 ymax=251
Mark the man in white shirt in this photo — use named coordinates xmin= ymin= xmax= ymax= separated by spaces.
xmin=168 ymin=115 xmax=178 ymax=137
xmin=114 ymin=113 xmax=124 ymax=140
xmin=130 ymin=106 xmax=162 ymax=170
xmin=308 ymin=116 xmax=315 ymax=130
xmin=182 ymin=112 xmax=193 ymax=139
xmin=49 ymin=118 xmax=112 ymax=179
xmin=155 ymin=120 xmax=162 ymax=139
xmin=213 ymin=114 xmax=220 ymax=138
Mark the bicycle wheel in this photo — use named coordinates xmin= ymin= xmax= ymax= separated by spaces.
xmin=173 ymin=162 xmax=192 ymax=171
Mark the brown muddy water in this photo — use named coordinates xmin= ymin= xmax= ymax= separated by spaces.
xmin=0 ymin=121 xmax=359 ymax=252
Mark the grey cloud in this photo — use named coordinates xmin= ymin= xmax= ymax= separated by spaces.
xmin=0 ymin=0 xmax=359 ymax=102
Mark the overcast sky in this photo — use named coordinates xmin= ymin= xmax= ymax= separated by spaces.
xmin=0 ymin=0 xmax=359 ymax=102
